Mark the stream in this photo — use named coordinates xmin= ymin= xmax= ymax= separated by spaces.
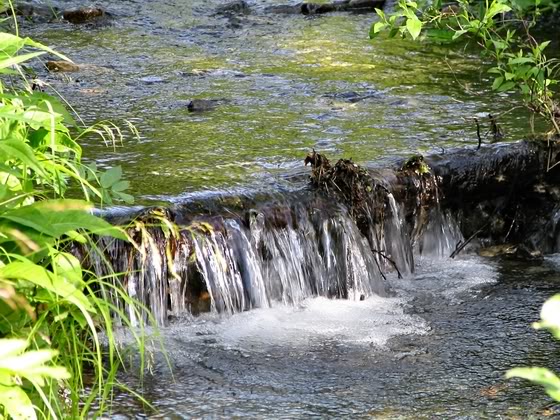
xmin=106 ymin=255 xmax=560 ymax=418
xmin=24 ymin=0 xmax=534 ymax=202
xmin=21 ymin=0 xmax=560 ymax=418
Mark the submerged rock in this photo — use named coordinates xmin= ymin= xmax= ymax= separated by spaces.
xmin=323 ymin=91 xmax=379 ymax=103
xmin=264 ymin=4 xmax=302 ymax=14
xmin=187 ymin=99 xmax=221 ymax=112
xmin=139 ymin=75 xmax=166 ymax=84
xmin=266 ymin=0 xmax=385 ymax=14
xmin=12 ymin=1 xmax=60 ymax=22
xmin=45 ymin=61 xmax=80 ymax=72
xmin=63 ymin=7 xmax=106 ymax=24
xmin=215 ymin=0 xmax=251 ymax=15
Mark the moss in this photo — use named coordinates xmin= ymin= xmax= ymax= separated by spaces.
xmin=401 ymin=154 xmax=431 ymax=175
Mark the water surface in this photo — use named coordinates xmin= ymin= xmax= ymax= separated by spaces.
xmin=110 ymin=255 xmax=560 ymax=418
xmin=22 ymin=2 xmax=560 ymax=417
xmin=24 ymin=0 xmax=534 ymax=203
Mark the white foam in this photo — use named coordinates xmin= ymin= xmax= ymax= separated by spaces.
xmin=396 ymin=255 xmax=498 ymax=301
xmin=172 ymin=295 xmax=428 ymax=352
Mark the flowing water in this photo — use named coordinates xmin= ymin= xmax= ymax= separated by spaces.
xmin=104 ymin=254 xmax=560 ymax=419
xmin=21 ymin=1 xmax=560 ymax=417
xmin=24 ymin=0 xmax=536 ymax=203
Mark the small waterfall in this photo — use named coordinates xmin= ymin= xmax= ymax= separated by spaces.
xmin=83 ymin=191 xmax=462 ymax=326
xmin=416 ymin=209 xmax=464 ymax=258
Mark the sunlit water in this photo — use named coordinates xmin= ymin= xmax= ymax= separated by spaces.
xmin=24 ymin=0 xmax=537 ymax=203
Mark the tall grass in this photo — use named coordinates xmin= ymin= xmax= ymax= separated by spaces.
xmin=0 ymin=17 xmax=151 ymax=420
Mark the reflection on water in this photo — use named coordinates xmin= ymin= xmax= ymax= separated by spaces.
xmin=25 ymin=0 xmax=534 ymax=202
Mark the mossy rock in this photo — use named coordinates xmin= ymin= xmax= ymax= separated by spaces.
xmin=46 ymin=61 xmax=80 ymax=72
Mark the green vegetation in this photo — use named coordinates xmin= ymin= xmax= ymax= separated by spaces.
xmin=507 ymin=294 xmax=560 ymax=401
xmin=371 ymin=0 xmax=560 ymax=139
xmin=0 ymin=18 xmax=147 ymax=420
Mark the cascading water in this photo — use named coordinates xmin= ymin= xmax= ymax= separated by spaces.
xmin=84 ymin=190 xmax=463 ymax=326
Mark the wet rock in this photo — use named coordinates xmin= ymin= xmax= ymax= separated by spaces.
xmin=12 ymin=1 xmax=60 ymax=22
xmin=264 ymin=4 xmax=302 ymax=14
xmin=478 ymin=244 xmax=517 ymax=258
xmin=63 ymin=7 xmax=106 ymax=24
xmin=347 ymin=0 xmax=385 ymax=9
xmin=323 ymin=91 xmax=379 ymax=103
xmin=479 ymin=244 xmax=543 ymax=261
xmin=139 ymin=75 xmax=166 ymax=84
xmin=178 ymin=69 xmax=211 ymax=78
xmin=215 ymin=0 xmax=251 ymax=15
xmin=266 ymin=0 xmax=385 ymax=14
xmin=302 ymin=3 xmax=337 ymax=14
xmin=45 ymin=61 xmax=80 ymax=72
xmin=187 ymin=99 xmax=220 ymax=112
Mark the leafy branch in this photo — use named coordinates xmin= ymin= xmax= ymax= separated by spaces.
xmin=370 ymin=0 xmax=560 ymax=139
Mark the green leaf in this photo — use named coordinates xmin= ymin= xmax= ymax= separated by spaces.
xmin=486 ymin=1 xmax=511 ymax=20
xmin=114 ymin=191 xmax=134 ymax=204
xmin=509 ymin=56 xmax=534 ymax=65
xmin=111 ymin=180 xmax=130 ymax=192
xmin=0 ymin=339 xmax=70 ymax=387
xmin=0 ymin=383 xmax=37 ymax=420
xmin=0 ymin=33 xmax=25 ymax=59
xmin=406 ymin=16 xmax=423 ymax=40
xmin=538 ymin=40 xmax=551 ymax=52
xmin=497 ymin=81 xmax=515 ymax=92
xmin=53 ymin=252 xmax=83 ymax=287
xmin=425 ymin=29 xmax=455 ymax=42
xmin=492 ymin=76 xmax=504 ymax=90
xmin=534 ymin=294 xmax=560 ymax=338
xmin=506 ymin=367 xmax=560 ymax=401
xmin=100 ymin=166 xmax=123 ymax=188
xmin=0 ymin=51 xmax=45 ymax=70
xmin=388 ymin=27 xmax=400 ymax=38
xmin=30 ymin=92 xmax=79 ymax=127
xmin=492 ymin=40 xmax=508 ymax=51
xmin=0 ymin=139 xmax=47 ymax=177
xmin=452 ymin=29 xmax=468 ymax=40
xmin=0 ymin=199 xmax=127 ymax=241
xmin=370 ymin=21 xmax=387 ymax=38
xmin=0 ymin=260 xmax=94 ymax=312
xmin=24 ymin=38 xmax=71 ymax=62
xmin=0 ymin=339 xmax=27 ymax=359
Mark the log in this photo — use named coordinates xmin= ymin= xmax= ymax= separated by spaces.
xmin=81 ymin=140 xmax=560 ymax=322
xmin=307 ymin=139 xmax=560 ymax=257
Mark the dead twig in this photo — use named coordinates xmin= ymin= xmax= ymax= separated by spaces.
xmin=450 ymin=221 xmax=490 ymax=258
xmin=475 ymin=117 xmax=482 ymax=150
xmin=372 ymin=249 xmax=403 ymax=279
